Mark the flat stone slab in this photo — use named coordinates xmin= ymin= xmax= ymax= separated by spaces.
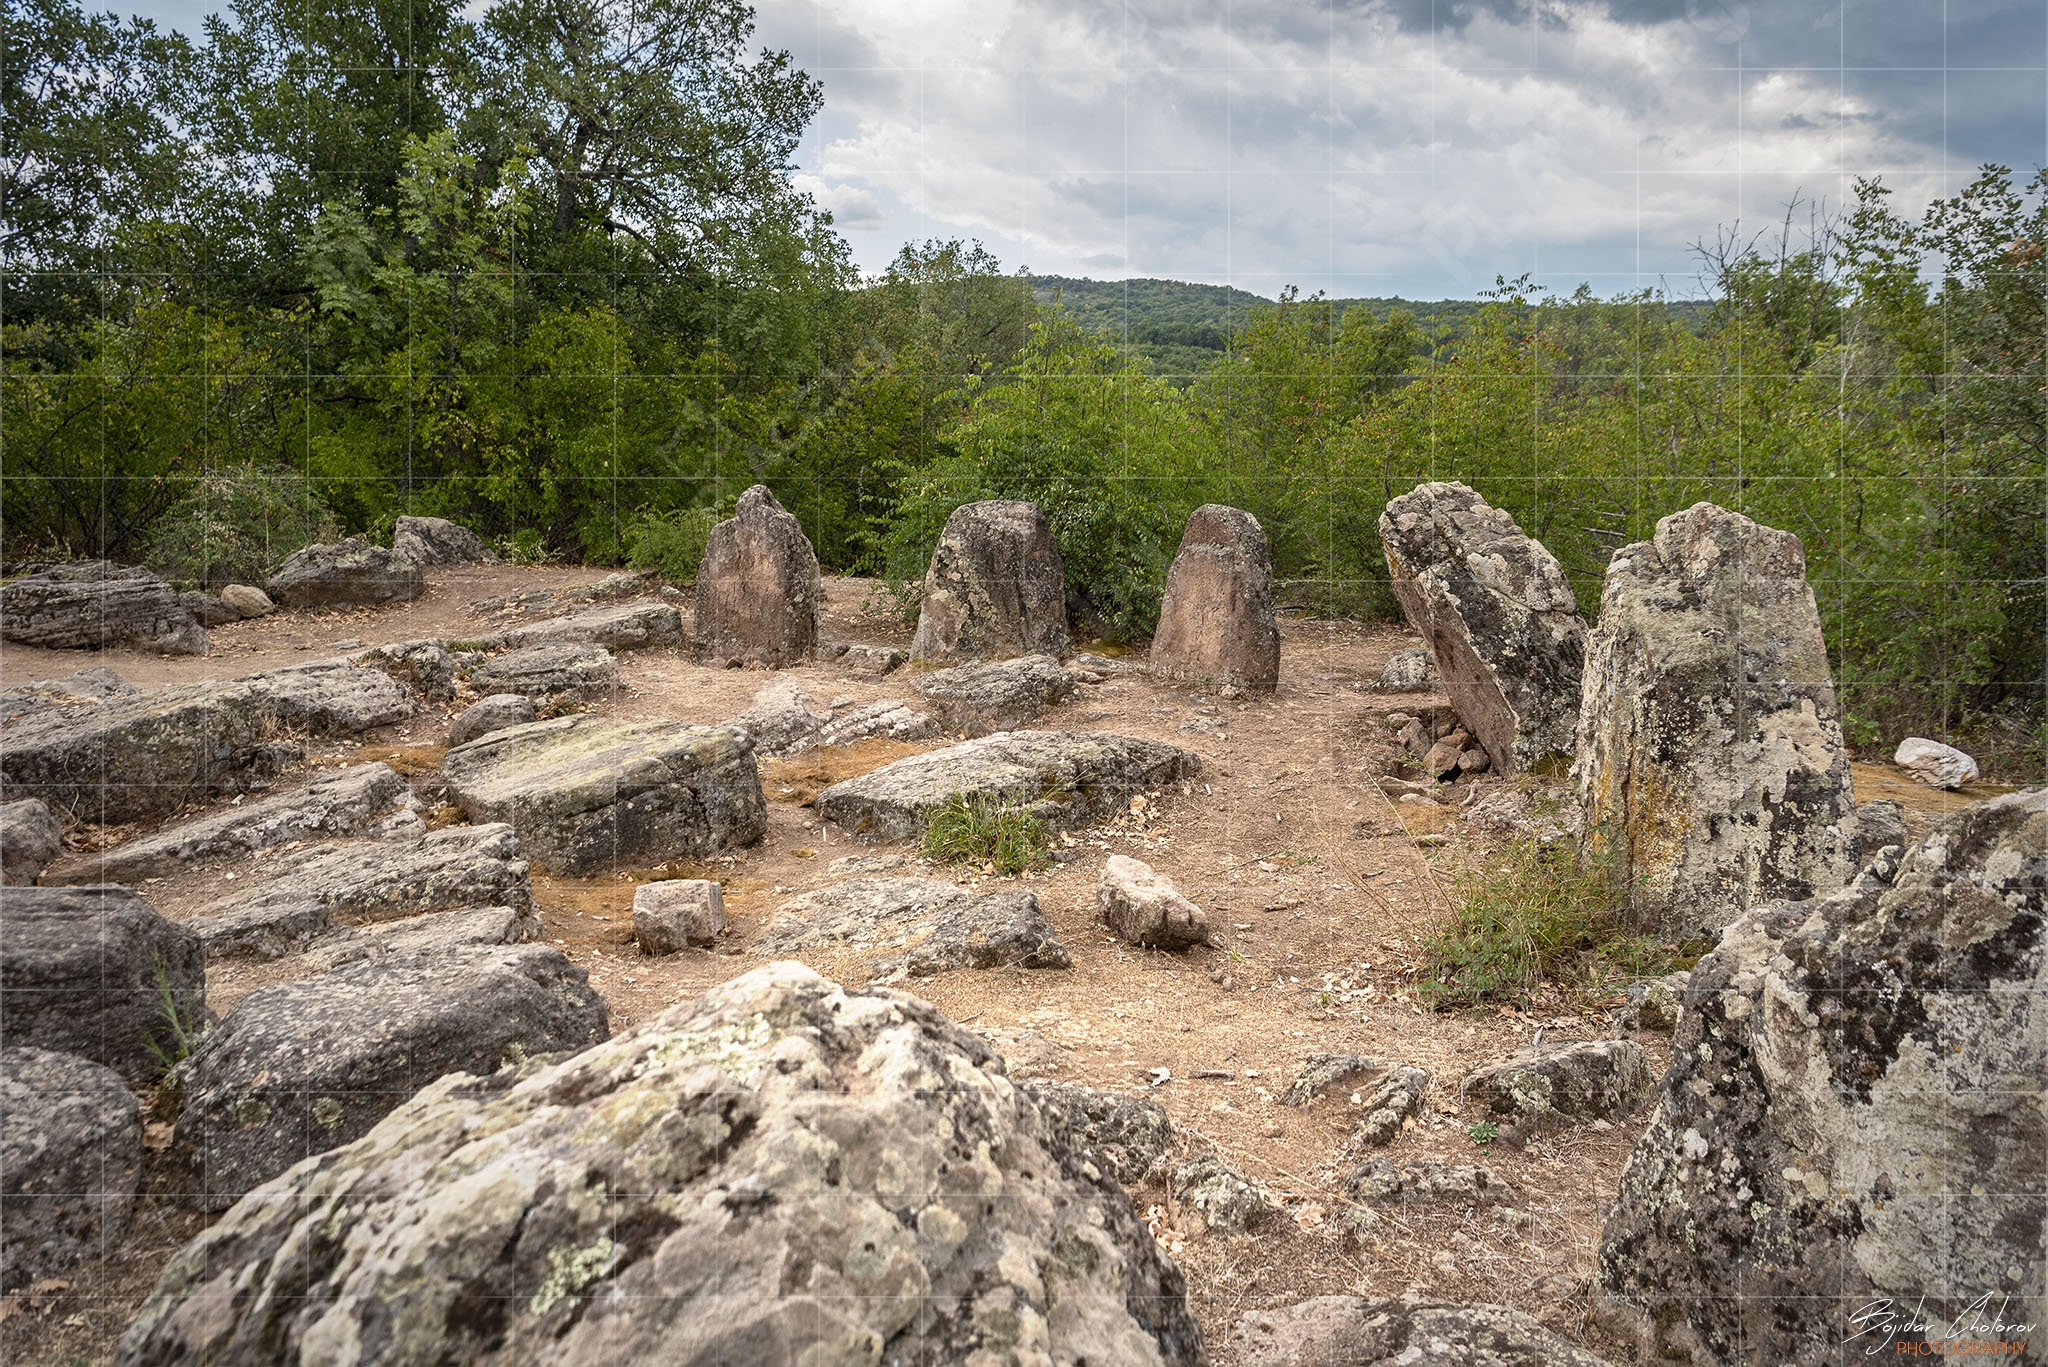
xmin=464 ymin=642 xmax=618 ymax=700
xmin=913 ymin=654 xmax=1077 ymax=736
xmin=1344 ymin=1156 xmax=1514 ymax=1207
xmin=502 ymin=601 xmax=682 ymax=651
xmin=1461 ymin=1039 xmax=1653 ymax=1138
xmin=304 ymin=905 xmax=533 ymax=972
xmin=1232 ymin=1298 xmax=1616 ymax=1367
xmin=817 ymin=730 xmax=1199 ymax=840
xmin=760 ymin=877 xmax=1069 ymax=979
xmin=443 ymin=716 xmax=766 ymax=875
xmin=0 ymin=561 xmax=207 ymax=655
xmin=1 ymin=1047 xmax=142 ymax=1291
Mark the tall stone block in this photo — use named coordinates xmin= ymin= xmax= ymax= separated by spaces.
xmin=1149 ymin=504 xmax=1279 ymax=691
xmin=1378 ymin=483 xmax=1587 ymax=772
xmin=692 ymin=485 xmax=822 ymax=667
xmin=1575 ymin=503 xmax=1857 ymax=939
xmin=909 ymin=500 xmax=1069 ymax=663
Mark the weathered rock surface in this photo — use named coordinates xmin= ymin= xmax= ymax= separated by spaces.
xmin=119 ymin=961 xmax=1205 ymax=1365
xmin=0 ymin=886 xmax=206 ymax=1084
xmin=0 ymin=561 xmax=208 ymax=655
xmin=1017 ymin=1081 xmax=1176 ymax=1183
xmin=909 ymin=499 xmax=1070 ymax=663
xmin=1098 ymin=854 xmax=1212 ymax=949
xmin=218 ymin=583 xmax=273 ymax=618
xmin=1894 ymin=735 xmax=1981 ymax=789
xmin=1149 ymin=504 xmax=1280 ymax=692
xmin=447 ymin=692 xmax=536 ymax=747
xmin=189 ymin=823 xmax=533 ymax=961
xmin=1344 ymin=1157 xmax=1514 ymax=1208
xmin=444 ymin=715 xmax=765 ymax=875
xmin=1462 ymin=1040 xmax=1653 ymax=1139
xmin=465 ymin=641 xmax=618 ymax=701
xmin=1379 ymin=483 xmax=1586 ymax=773
xmin=818 ymin=698 xmax=937 ymax=747
xmin=1598 ymin=788 xmax=2048 ymax=1365
xmin=728 ymin=679 xmax=827 ymax=756
xmin=816 ymin=640 xmax=907 ymax=677
xmin=761 ymin=878 xmax=1070 ymax=980
xmin=1372 ymin=647 xmax=1433 ymax=692
xmin=633 ymin=879 xmax=724 ymax=953
xmin=0 ymin=662 xmax=414 ymax=823
xmin=181 ymin=590 xmax=239 ymax=627
xmin=174 ymin=943 xmax=608 ymax=1210
xmin=391 ymin=514 xmax=497 ymax=567
xmin=1576 ymin=503 xmax=1858 ymax=938
xmin=914 ymin=653 xmax=1078 ymax=736
xmin=1356 ymin=1065 xmax=1431 ymax=1146
xmin=0 ymin=799 xmax=62 ymax=885
xmin=44 ymin=763 xmax=407 ymax=884
xmin=1232 ymin=1297 xmax=1616 ymax=1367
xmin=1618 ymin=972 xmax=1690 ymax=1033
xmin=1281 ymin=1053 xmax=1384 ymax=1107
xmin=304 ymin=904 xmax=532 ymax=972
xmin=350 ymin=639 xmax=456 ymax=701
xmin=268 ymin=538 xmax=424 ymax=607
xmin=1852 ymin=799 xmax=1908 ymax=862
xmin=693 ymin=485 xmax=822 ymax=667
xmin=1 ymin=1047 xmax=142 ymax=1290
xmin=504 ymin=600 xmax=682 ymax=652
xmin=818 ymin=730 xmax=1198 ymax=840
xmin=1170 ymin=1155 xmax=1282 ymax=1234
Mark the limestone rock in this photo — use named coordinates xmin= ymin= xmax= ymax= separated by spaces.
xmin=217 ymin=584 xmax=273 ymax=618
xmin=1 ymin=1047 xmax=142 ymax=1290
xmin=761 ymin=878 xmax=1069 ymax=980
xmin=1576 ymin=504 xmax=1858 ymax=939
xmin=1344 ymin=1156 xmax=1514 ymax=1208
xmin=909 ymin=500 xmax=1070 ymax=663
xmin=304 ymin=904 xmax=531 ymax=973
xmin=1017 ymin=1081 xmax=1175 ymax=1183
xmin=118 ymin=961 xmax=1205 ymax=1366
xmin=1148 ymin=504 xmax=1280 ymax=691
xmin=1598 ymin=789 xmax=2048 ymax=1364
xmin=1097 ymin=854 xmax=1212 ymax=949
xmin=914 ymin=653 xmax=1078 ymax=736
xmin=173 ymin=943 xmax=608 ymax=1210
xmin=447 ymin=692 xmax=536 ymax=747
xmin=728 ymin=680 xmax=828 ymax=757
xmin=465 ymin=641 xmax=618 ymax=701
xmin=1461 ymin=1040 xmax=1652 ymax=1138
xmin=444 ymin=715 xmax=766 ymax=875
xmin=0 ymin=799 xmax=62 ymax=885
xmin=0 ymin=886 xmax=206 ymax=1084
xmin=818 ymin=730 xmax=1198 ymax=841
xmin=1281 ymin=1053 xmax=1384 ymax=1107
xmin=1372 ymin=647 xmax=1433 ymax=692
xmin=1357 ymin=1065 xmax=1430 ymax=1146
xmin=633 ymin=879 xmax=724 ymax=953
xmin=1379 ymin=483 xmax=1586 ymax=773
xmin=1894 ymin=736 xmax=1980 ymax=789
xmin=1232 ymin=1297 xmax=1617 ymax=1367
xmin=42 ymin=762 xmax=407 ymax=884
xmin=1169 ymin=1155 xmax=1281 ymax=1234
xmin=819 ymin=699 xmax=937 ymax=747
xmin=0 ymin=561 xmax=208 ymax=655
xmin=268 ymin=538 xmax=424 ymax=607
xmin=692 ymin=485 xmax=823 ymax=667
xmin=503 ymin=600 xmax=682 ymax=652
xmin=390 ymin=514 xmax=497 ymax=567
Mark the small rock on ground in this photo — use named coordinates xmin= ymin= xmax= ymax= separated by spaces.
xmin=1097 ymin=854 xmax=1212 ymax=949
xmin=633 ymin=879 xmax=725 ymax=953
xmin=1232 ymin=1296 xmax=1618 ymax=1367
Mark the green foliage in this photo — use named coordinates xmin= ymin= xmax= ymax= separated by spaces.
xmin=143 ymin=955 xmax=204 ymax=1075
xmin=625 ymin=503 xmax=721 ymax=582
xmin=144 ymin=466 xmax=336 ymax=589
xmin=920 ymin=794 xmax=1052 ymax=875
xmin=1467 ymin=1121 xmax=1500 ymax=1146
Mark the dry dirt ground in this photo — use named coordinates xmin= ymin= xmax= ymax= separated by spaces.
xmin=0 ymin=565 xmax=2009 ymax=1365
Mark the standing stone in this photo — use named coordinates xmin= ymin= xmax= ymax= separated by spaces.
xmin=0 ymin=561 xmax=209 ymax=655
xmin=1598 ymin=789 xmax=2047 ymax=1365
xmin=1576 ymin=503 xmax=1857 ymax=939
xmin=1379 ymin=483 xmax=1586 ymax=773
xmin=391 ymin=515 xmax=497 ymax=567
xmin=1149 ymin=504 xmax=1280 ymax=691
xmin=0 ymin=799 xmax=62 ymax=885
xmin=633 ymin=879 xmax=724 ymax=953
xmin=909 ymin=500 xmax=1069 ymax=663
xmin=1 ymin=1047 xmax=142 ymax=1290
xmin=692 ymin=485 xmax=822 ymax=668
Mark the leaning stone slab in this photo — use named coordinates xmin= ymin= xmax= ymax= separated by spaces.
xmin=464 ymin=641 xmax=618 ymax=701
xmin=268 ymin=538 xmax=423 ymax=607
xmin=1149 ymin=504 xmax=1280 ymax=691
xmin=1379 ymin=483 xmax=1586 ymax=773
xmin=1 ymin=1047 xmax=142 ymax=1291
xmin=0 ymin=886 xmax=206 ymax=1084
xmin=692 ymin=484 xmax=823 ymax=667
xmin=1576 ymin=503 xmax=1859 ymax=939
xmin=1461 ymin=1040 xmax=1652 ymax=1138
xmin=909 ymin=499 xmax=1070 ymax=663
xmin=0 ymin=561 xmax=208 ymax=655
xmin=503 ymin=600 xmax=682 ymax=652
xmin=391 ymin=514 xmax=497 ymax=567
xmin=1232 ymin=1297 xmax=1616 ymax=1367
xmin=760 ymin=877 xmax=1069 ymax=979
xmin=172 ymin=943 xmax=608 ymax=1210
xmin=818 ymin=730 xmax=1199 ymax=840
xmin=118 ymin=961 xmax=1205 ymax=1366
xmin=43 ymin=763 xmax=407 ymax=884
xmin=914 ymin=653 xmax=1077 ymax=736
xmin=444 ymin=716 xmax=766 ymax=875
xmin=0 ymin=799 xmax=62 ymax=885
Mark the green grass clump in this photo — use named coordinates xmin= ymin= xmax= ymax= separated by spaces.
xmin=920 ymin=794 xmax=1052 ymax=875
xmin=144 ymin=956 xmax=204 ymax=1075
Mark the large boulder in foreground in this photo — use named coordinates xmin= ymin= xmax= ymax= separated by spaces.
xmin=268 ymin=537 xmax=424 ymax=607
xmin=818 ymin=730 xmax=1199 ymax=840
xmin=119 ymin=962 xmax=1206 ymax=1366
xmin=1 ymin=1047 xmax=142 ymax=1290
xmin=692 ymin=485 xmax=822 ymax=667
xmin=1149 ymin=504 xmax=1280 ymax=692
xmin=0 ymin=561 xmax=208 ymax=655
xmin=1576 ymin=503 xmax=1858 ymax=939
xmin=173 ymin=943 xmax=608 ymax=1210
xmin=1232 ymin=1297 xmax=1614 ymax=1367
xmin=0 ymin=886 xmax=206 ymax=1084
xmin=1597 ymin=789 xmax=2047 ymax=1364
xmin=444 ymin=715 xmax=766 ymax=875
xmin=391 ymin=514 xmax=497 ymax=567
xmin=909 ymin=499 xmax=1070 ymax=663
xmin=1379 ymin=483 xmax=1586 ymax=773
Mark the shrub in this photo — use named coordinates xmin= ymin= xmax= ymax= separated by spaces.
xmin=920 ymin=793 xmax=1052 ymax=874
xmin=143 ymin=467 xmax=336 ymax=589
xmin=624 ymin=504 xmax=722 ymax=583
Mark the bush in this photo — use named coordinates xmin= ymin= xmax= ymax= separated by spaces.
xmin=920 ymin=793 xmax=1052 ymax=874
xmin=143 ymin=467 xmax=336 ymax=589
xmin=624 ymin=504 xmax=722 ymax=583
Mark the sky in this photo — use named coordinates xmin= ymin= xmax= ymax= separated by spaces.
xmin=124 ymin=0 xmax=2048 ymax=299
